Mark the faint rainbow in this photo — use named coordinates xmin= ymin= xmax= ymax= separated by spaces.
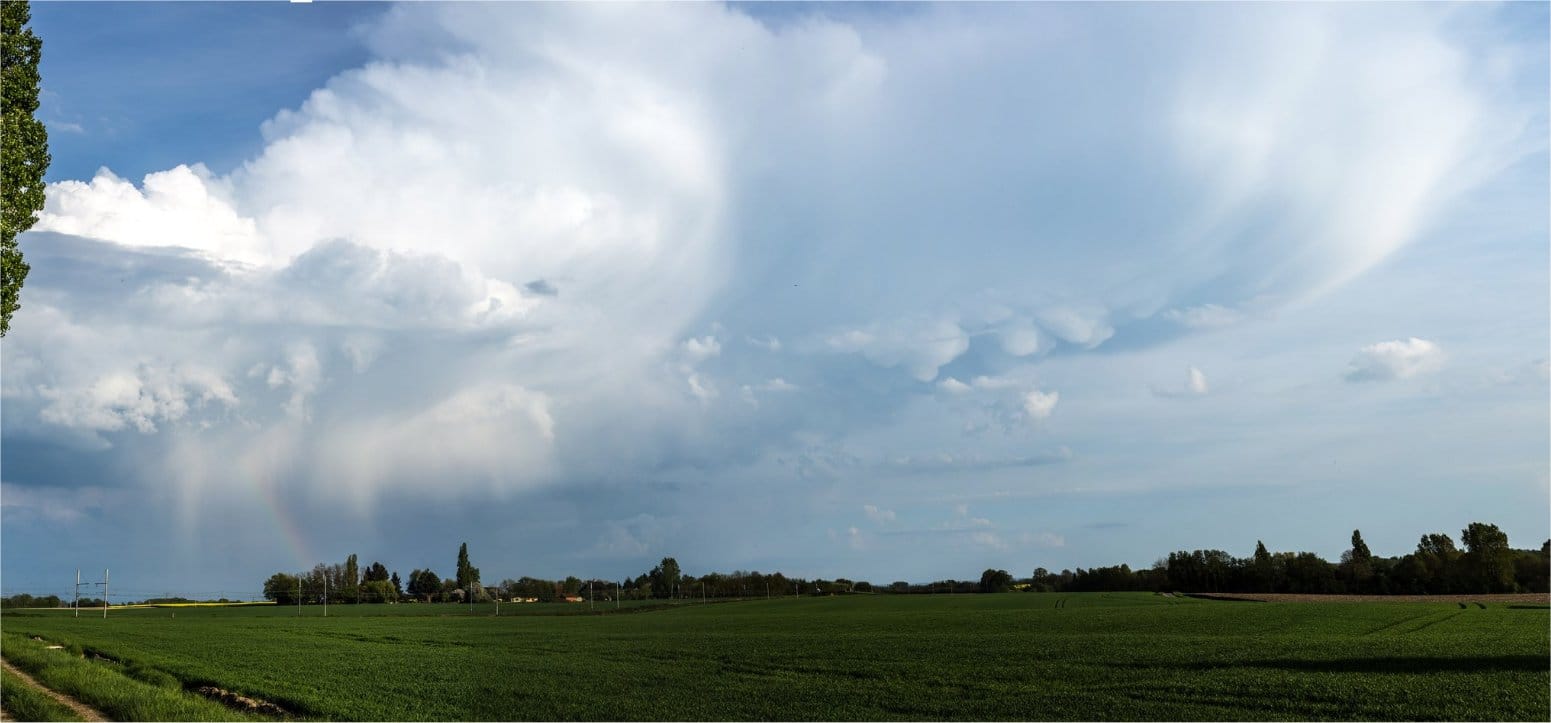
xmin=252 ymin=469 xmax=312 ymax=570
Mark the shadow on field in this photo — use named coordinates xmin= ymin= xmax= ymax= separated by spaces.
xmin=1113 ymin=655 xmax=1547 ymax=674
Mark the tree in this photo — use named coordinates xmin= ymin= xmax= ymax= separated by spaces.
xmin=1460 ymin=522 xmax=1514 ymax=593
xmin=455 ymin=543 xmax=480 ymax=591
xmin=364 ymin=561 xmax=389 ymax=583
xmin=1 ymin=1 xmax=48 ymax=336
xmin=407 ymin=568 xmax=442 ymax=602
xmin=650 ymin=557 xmax=682 ymax=598
xmin=1251 ymin=541 xmax=1277 ymax=592
xmin=978 ymin=569 xmax=1014 ymax=593
xmin=263 ymin=573 xmax=300 ymax=605
xmin=1414 ymin=533 xmax=1460 ymax=593
xmin=390 ymin=571 xmax=403 ymax=598
xmin=361 ymin=579 xmax=397 ymax=604
xmin=1341 ymin=530 xmax=1375 ymax=594
xmin=343 ymin=554 xmax=360 ymax=603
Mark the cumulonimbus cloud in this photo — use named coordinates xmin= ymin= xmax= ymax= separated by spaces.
xmin=5 ymin=2 xmax=1539 ymax=521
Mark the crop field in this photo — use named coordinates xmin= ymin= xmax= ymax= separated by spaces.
xmin=2 ymin=593 xmax=1547 ymax=721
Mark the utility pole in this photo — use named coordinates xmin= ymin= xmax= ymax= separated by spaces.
xmin=766 ymin=582 xmax=770 ymax=600
xmin=616 ymin=581 xmax=620 ymax=610
xmin=297 ymin=576 xmax=302 ymax=616
xmin=324 ymin=575 xmax=328 ymax=618
xmin=73 ymin=569 xmax=80 ymax=618
xmin=102 ymin=570 xmax=109 ymax=619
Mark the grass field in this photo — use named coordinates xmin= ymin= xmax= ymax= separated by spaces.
xmin=2 ymin=593 xmax=1546 ymax=721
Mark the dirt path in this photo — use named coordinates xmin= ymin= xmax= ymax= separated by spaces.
xmin=0 ymin=659 xmax=109 ymax=722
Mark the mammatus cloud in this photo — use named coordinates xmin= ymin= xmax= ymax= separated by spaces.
xmin=1345 ymin=338 xmax=1444 ymax=382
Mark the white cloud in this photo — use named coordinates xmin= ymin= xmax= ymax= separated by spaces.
xmin=682 ymin=336 xmax=722 ymax=363
xmin=1035 ymin=307 xmax=1114 ymax=349
xmin=1154 ymin=366 xmax=1210 ymax=398
xmin=937 ymin=377 xmax=972 ymax=395
xmin=995 ymin=320 xmax=1042 ymax=357
xmin=825 ymin=316 xmax=969 ymax=382
xmin=1187 ymin=367 xmax=1209 ymax=395
xmin=36 ymin=165 xmax=263 ymax=265
xmin=1022 ymin=389 xmax=1060 ymax=421
xmin=687 ymin=373 xmax=718 ymax=404
xmin=1346 ymin=337 xmax=1444 ymax=382
xmin=39 ymin=365 xmax=237 ymax=435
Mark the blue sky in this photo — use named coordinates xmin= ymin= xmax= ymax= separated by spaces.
xmin=2 ymin=1 xmax=1547 ymax=600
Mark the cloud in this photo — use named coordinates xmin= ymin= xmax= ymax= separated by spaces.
xmin=0 ymin=483 xmax=123 ymax=524
xmin=3 ymin=1 xmax=1541 ymax=574
xmin=937 ymin=377 xmax=970 ymax=394
xmin=1022 ymin=389 xmax=1060 ymax=421
xmin=862 ymin=504 xmax=896 ymax=524
xmin=1345 ymin=337 xmax=1444 ymax=382
xmin=1163 ymin=304 xmax=1245 ymax=329
xmin=523 ymin=279 xmax=559 ymax=297
xmin=745 ymin=335 xmax=782 ymax=352
xmin=39 ymin=365 xmax=237 ymax=435
xmin=681 ymin=336 xmax=722 ymax=363
xmin=883 ymin=448 xmax=1071 ymax=473
xmin=825 ymin=316 xmax=969 ymax=382
xmin=36 ymin=165 xmax=262 ymax=265
xmin=1153 ymin=366 xmax=1210 ymax=398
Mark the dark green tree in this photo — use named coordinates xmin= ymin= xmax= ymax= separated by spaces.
xmin=1341 ymin=530 xmax=1375 ymax=593
xmin=390 ymin=571 xmax=403 ymax=598
xmin=650 ymin=557 xmax=682 ymax=598
xmin=343 ymin=554 xmax=360 ymax=603
xmin=978 ymin=568 xmax=1013 ymax=593
xmin=1252 ymin=541 xmax=1276 ymax=592
xmin=1460 ymin=522 xmax=1514 ymax=593
xmin=407 ymin=568 xmax=441 ymax=602
xmin=455 ymin=542 xmax=481 ymax=590
xmin=263 ymin=573 xmax=300 ymax=605
xmin=1414 ymin=533 xmax=1459 ymax=593
xmin=363 ymin=561 xmax=389 ymax=583
xmin=1 ymin=0 xmax=49 ymax=336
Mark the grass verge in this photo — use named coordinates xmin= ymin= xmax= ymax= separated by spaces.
xmin=0 ymin=633 xmax=257 ymax=721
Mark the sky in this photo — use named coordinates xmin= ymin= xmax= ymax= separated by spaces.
xmin=2 ymin=1 xmax=1547 ymax=600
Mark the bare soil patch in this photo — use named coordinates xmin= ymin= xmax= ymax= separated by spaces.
xmin=193 ymin=685 xmax=292 ymax=718
xmin=0 ymin=659 xmax=108 ymax=722
xmin=1189 ymin=592 xmax=1549 ymax=604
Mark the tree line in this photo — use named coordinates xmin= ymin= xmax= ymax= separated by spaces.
xmin=988 ymin=522 xmax=1547 ymax=595
xmin=254 ymin=522 xmax=1545 ymax=606
xmin=261 ymin=547 xmax=881 ymax=605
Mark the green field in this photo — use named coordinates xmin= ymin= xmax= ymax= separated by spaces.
xmin=2 ymin=593 xmax=1547 ymax=721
